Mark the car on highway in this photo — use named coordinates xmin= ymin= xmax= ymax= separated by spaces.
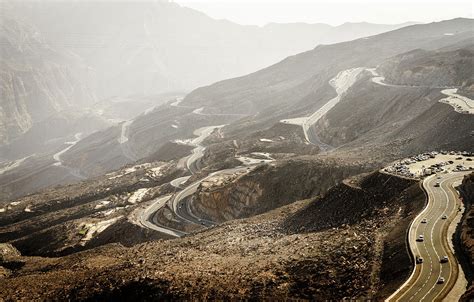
xmin=442 ymin=215 xmax=447 ymax=219
xmin=440 ymin=256 xmax=449 ymax=263
xmin=416 ymin=256 xmax=423 ymax=264
xmin=421 ymin=218 xmax=427 ymax=224
xmin=437 ymin=277 xmax=445 ymax=284
xmin=434 ymin=182 xmax=440 ymax=187
xmin=417 ymin=235 xmax=424 ymax=242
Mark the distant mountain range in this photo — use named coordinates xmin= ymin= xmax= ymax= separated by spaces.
xmin=0 ymin=0 xmax=417 ymax=157
xmin=6 ymin=1 xmax=417 ymax=99
xmin=1 ymin=18 xmax=472 ymax=201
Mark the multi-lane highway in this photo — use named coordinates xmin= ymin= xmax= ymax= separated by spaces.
xmin=389 ymin=171 xmax=469 ymax=301
xmin=138 ymin=195 xmax=186 ymax=237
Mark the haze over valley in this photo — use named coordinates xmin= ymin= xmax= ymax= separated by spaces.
xmin=0 ymin=1 xmax=473 ymax=300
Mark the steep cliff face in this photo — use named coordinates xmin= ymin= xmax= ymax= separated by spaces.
xmin=459 ymin=172 xmax=474 ymax=301
xmin=0 ymin=15 xmax=96 ymax=146
xmin=191 ymin=158 xmax=371 ymax=223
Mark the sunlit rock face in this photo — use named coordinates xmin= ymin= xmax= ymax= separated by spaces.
xmin=0 ymin=15 xmax=96 ymax=146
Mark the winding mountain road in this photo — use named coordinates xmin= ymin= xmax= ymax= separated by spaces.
xmin=118 ymin=120 xmax=138 ymax=161
xmin=388 ymin=171 xmax=469 ymax=301
xmin=185 ymin=125 xmax=225 ymax=174
xmin=52 ymin=132 xmax=86 ymax=179
xmin=138 ymin=195 xmax=186 ymax=237
xmin=135 ymin=122 xmax=248 ymax=236
xmin=280 ymin=67 xmax=365 ymax=148
xmin=367 ymin=68 xmax=474 ymax=115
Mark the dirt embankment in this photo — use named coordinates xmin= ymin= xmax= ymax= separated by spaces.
xmin=283 ymin=171 xmax=425 ymax=299
xmin=459 ymin=172 xmax=474 ymax=301
xmin=191 ymin=158 xmax=369 ymax=223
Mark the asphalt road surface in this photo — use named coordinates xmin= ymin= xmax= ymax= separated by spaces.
xmin=392 ymin=172 xmax=468 ymax=301
xmin=138 ymin=195 xmax=186 ymax=237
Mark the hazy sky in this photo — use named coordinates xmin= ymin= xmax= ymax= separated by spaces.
xmin=174 ymin=0 xmax=473 ymax=26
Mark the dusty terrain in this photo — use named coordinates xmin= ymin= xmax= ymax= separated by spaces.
xmin=0 ymin=171 xmax=424 ymax=300
xmin=0 ymin=161 xmax=185 ymax=257
xmin=0 ymin=18 xmax=473 ymax=301
xmin=459 ymin=172 xmax=474 ymax=301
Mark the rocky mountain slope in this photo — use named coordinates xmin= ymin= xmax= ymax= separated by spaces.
xmin=182 ymin=19 xmax=473 ymax=114
xmin=2 ymin=18 xmax=473 ymax=203
xmin=0 ymin=169 xmax=425 ymax=300
xmin=0 ymin=15 xmax=101 ymax=147
xmin=378 ymin=43 xmax=474 ymax=87
xmin=0 ymin=160 xmax=185 ymax=256
xmin=51 ymin=19 xmax=474 ymax=172
xmin=315 ymin=59 xmax=474 ymax=159
xmin=191 ymin=158 xmax=368 ymax=223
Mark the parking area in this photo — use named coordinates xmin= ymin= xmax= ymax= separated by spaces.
xmin=382 ymin=151 xmax=474 ymax=179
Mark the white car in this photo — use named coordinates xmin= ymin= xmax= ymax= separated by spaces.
xmin=442 ymin=215 xmax=447 ymax=220
xmin=440 ymin=256 xmax=448 ymax=263
xmin=421 ymin=218 xmax=427 ymax=224
xmin=437 ymin=277 xmax=445 ymax=284
xmin=417 ymin=235 xmax=424 ymax=242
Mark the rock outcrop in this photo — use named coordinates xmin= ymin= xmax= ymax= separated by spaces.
xmin=191 ymin=158 xmax=369 ymax=223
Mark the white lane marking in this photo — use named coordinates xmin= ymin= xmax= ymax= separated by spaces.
xmin=420 ymin=176 xmax=457 ymax=301
xmin=408 ymin=177 xmax=444 ymax=300
xmin=393 ymin=175 xmax=435 ymax=302
xmin=430 ymin=175 xmax=463 ymax=301
xmin=406 ymin=177 xmax=443 ymax=301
